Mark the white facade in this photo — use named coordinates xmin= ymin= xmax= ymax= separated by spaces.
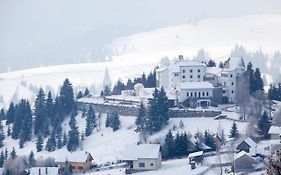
xmin=220 ymin=57 xmax=246 ymax=103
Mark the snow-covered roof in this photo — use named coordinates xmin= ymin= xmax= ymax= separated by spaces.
xmin=179 ymin=82 xmax=214 ymax=90
xmin=55 ymin=151 xmax=93 ymax=163
xmin=206 ymin=67 xmax=222 ymax=76
xmin=234 ymin=151 xmax=255 ymax=161
xmin=223 ymin=56 xmax=245 ymax=71
xmin=244 ymin=137 xmax=257 ymax=148
xmin=188 ymin=151 xmax=203 ymax=158
xmin=29 ymin=167 xmax=59 ymax=175
xmin=156 ymin=66 xmax=168 ymax=72
xmin=122 ymin=144 xmax=160 ymax=160
xmin=168 ymin=60 xmax=205 ymax=73
xmin=268 ymin=126 xmax=281 ymax=134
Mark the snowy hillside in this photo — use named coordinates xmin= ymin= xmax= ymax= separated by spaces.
xmin=109 ymin=15 xmax=281 ymax=62
xmin=0 ymin=61 xmax=156 ymax=106
xmin=1 ymin=112 xmax=247 ymax=165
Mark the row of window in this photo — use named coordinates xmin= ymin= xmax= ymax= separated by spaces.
xmin=221 ymin=73 xmax=233 ymax=78
xmin=182 ymin=75 xmax=201 ymax=79
xmin=182 ymin=69 xmax=201 ymax=73
xmin=187 ymin=91 xmax=209 ymax=98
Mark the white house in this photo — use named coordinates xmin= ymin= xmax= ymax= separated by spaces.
xmin=220 ymin=56 xmax=246 ymax=103
xmin=122 ymin=144 xmax=162 ymax=171
xmin=28 ymin=167 xmax=59 ymax=175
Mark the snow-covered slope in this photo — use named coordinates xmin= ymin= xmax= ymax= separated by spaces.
xmin=0 ymin=61 xmax=156 ymax=106
xmin=109 ymin=15 xmax=281 ymax=63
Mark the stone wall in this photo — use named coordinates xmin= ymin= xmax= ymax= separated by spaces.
xmin=77 ymin=102 xmax=221 ymax=118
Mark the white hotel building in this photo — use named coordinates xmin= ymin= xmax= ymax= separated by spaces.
xmin=156 ymin=56 xmax=246 ymax=107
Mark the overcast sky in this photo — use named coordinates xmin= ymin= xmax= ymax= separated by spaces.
xmin=0 ymin=0 xmax=281 ymax=72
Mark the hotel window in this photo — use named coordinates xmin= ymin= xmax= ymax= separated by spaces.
xmin=230 ymin=74 xmax=233 ymax=78
xmin=190 ymin=92 xmax=193 ymax=97
xmin=190 ymin=75 xmax=193 ymax=79
xmin=206 ymin=92 xmax=209 ymax=97
xmin=175 ymin=73 xmax=179 ymax=76
xmin=232 ymin=82 xmax=234 ymax=86
xmin=198 ymin=69 xmax=200 ymax=73
xmin=231 ymin=90 xmax=234 ymax=94
xmin=194 ymin=92 xmax=197 ymax=97
xmin=182 ymin=75 xmax=185 ymax=79
xmin=190 ymin=69 xmax=193 ymax=73
xmin=182 ymin=69 xmax=185 ymax=73
xmin=198 ymin=75 xmax=201 ymax=78
xmin=187 ymin=92 xmax=189 ymax=97
xmin=198 ymin=92 xmax=201 ymax=98
xmin=139 ymin=163 xmax=145 ymax=168
xmin=202 ymin=92 xmax=205 ymax=97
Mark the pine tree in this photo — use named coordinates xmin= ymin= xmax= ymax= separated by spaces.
xmin=0 ymin=151 xmax=4 ymax=167
xmin=135 ymin=102 xmax=147 ymax=132
xmin=0 ymin=121 xmax=5 ymax=148
xmin=0 ymin=109 xmax=5 ymax=120
xmin=76 ymin=91 xmax=83 ymax=99
xmin=62 ymin=132 xmax=68 ymax=146
xmin=247 ymin=62 xmax=255 ymax=94
xmin=59 ymin=78 xmax=75 ymax=116
xmin=45 ymin=91 xmax=54 ymax=136
xmin=57 ymin=132 xmax=63 ymax=149
xmin=84 ymin=88 xmax=90 ymax=97
xmin=204 ymin=130 xmax=216 ymax=151
xmin=125 ymin=79 xmax=134 ymax=90
xmin=230 ymin=122 xmax=239 ymax=139
xmin=7 ymin=125 xmax=11 ymax=136
xmin=12 ymin=100 xmax=28 ymax=139
xmin=112 ymin=80 xmax=126 ymax=95
xmin=28 ymin=151 xmax=36 ymax=167
xmin=258 ymin=111 xmax=271 ymax=138
xmin=19 ymin=100 xmax=33 ymax=147
xmin=111 ymin=112 xmax=121 ymax=132
xmin=45 ymin=133 xmax=56 ymax=152
xmin=254 ymin=68 xmax=264 ymax=92
xmin=163 ymin=130 xmax=174 ymax=158
xmin=207 ymin=59 xmax=216 ymax=67
xmin=10 ymin=147 xmax=16 ymax=159
xmin=104 ymin=85 xmax=111 ymax=96
xmin=36 ymin=134 xmax=43 ymax=152
xmin=4 ymin=148 xmax=8 ymax=160
xmin=147 ymin=87 xmax=169 ymax=133
xmin=67 ymin=115 xmax=80 ymax=152
xmin=34 ymin=88 xmax=46 ymax=136
xmin=105 ymin=113 xmax=112 ymax=128
xmin=85 ymin=106 xmax=96 ymax=137
xmin=146 ymin=70 xmax=157 ymax=88
xmin=6 ymin=103 xmax=15 ymax=125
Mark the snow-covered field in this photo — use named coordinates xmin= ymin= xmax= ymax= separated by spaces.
xmin=110 ymin=15 xmax=281 ymax=63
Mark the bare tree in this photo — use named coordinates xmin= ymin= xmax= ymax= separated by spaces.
xmin=236 ymin=73 xmax=250 ymax=120
xmin=4 ymin=156 xmax=27 ymax=175
xmin=252 ymin=90 xmax=266 ymax=120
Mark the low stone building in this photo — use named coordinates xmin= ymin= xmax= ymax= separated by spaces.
xmin=122 ymin=144 xmax=162 ymax=171
xmin=55 ymin=151 xmax=93 ymax=172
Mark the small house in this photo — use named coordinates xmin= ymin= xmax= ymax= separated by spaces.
xmin=55 ymin=151 xmax=93 ymax=172
xmin=268 ymin=126 xmax=281 ymax=140
xmin=236 ymin=137 xmax=257 ymax=156
xmin=28 ymin=167 xmax=59 ymax=175
xmin=188 ymin=151 xmax=204 ymax=164
xmin=122 ymin=144 xmax=162 ymax=171
xmin=234 ymin=151 xmax=256 ymax=172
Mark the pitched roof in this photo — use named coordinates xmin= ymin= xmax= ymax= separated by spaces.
xmin=234 ymin=151 xmax=255 ymax=161
xmin=122 ymin=144 xmax=160 ymax=160
xmin=179 ymin=82 xmax=214 ymax=90
xmin=55 ymin=151 xmax=93 ymax=163
xmin=188 ymin=151 xmax=203 ymax=158
xmin=244 ymin=137 xmax=257 ymax=148
xmin=29 ymin=167 xmax=59 ymax=175
xmin=223 ymin=56 xmax=245 ymax=70
xmin=268 ymin=126 xmax=281 ymax=134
